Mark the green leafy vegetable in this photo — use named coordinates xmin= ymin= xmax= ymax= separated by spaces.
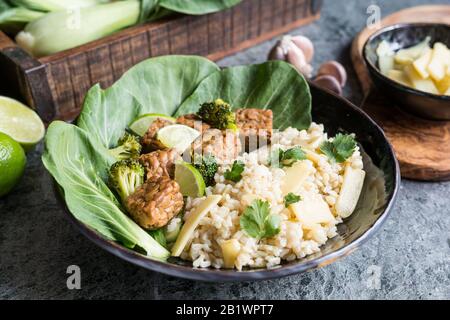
xmin=240 ymin=200 xmax=281 ymax=239
xmin=78 ymin=55 xmax=219 ymax=149
xmin=175 ymin=61 xmax=312 ymax=130
xmin=42 ymin=121 xmax=169 ymax=260
xmin=269 ymin=146 xmax=306 ymax=168
xmin=284 ymin=192 xmax=302 ymax=207
xmin=139 ymin=0 xmax=159 ymax=22
xmin=320 ymin=133 xmax=357 ymax=163
xmin=224 ymin=160 xmax=244 ymax=182
xmin=159 ymin=0 xmax=242 ymax=15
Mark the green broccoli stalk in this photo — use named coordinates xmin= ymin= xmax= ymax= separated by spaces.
xmin=108 ymin=159 xmax=144 ymax=203
xmin=193 ymin=154 xmax=218 ymax=187
xmin=109 ymin=132 xmax=142 ymax=160
xmin=197 ymin=99 xmax=237 ymax=131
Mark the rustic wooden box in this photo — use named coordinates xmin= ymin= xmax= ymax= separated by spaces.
xmin=0 ymin=0 xmax=322 ymax=123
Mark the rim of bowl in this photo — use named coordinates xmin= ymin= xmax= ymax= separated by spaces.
xmin=52 ymin=85 xmax=401 ymax=282
xmin=363 ymin=22 xmax=450 ymax=102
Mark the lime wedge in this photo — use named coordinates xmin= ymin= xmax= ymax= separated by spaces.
xmin=129 ymin=113 xmax=176 ymax=136
xmin=157 ymin=124 xmax=200 ymax=153
xmin=174 ymin=161 xmax=206 ymax=197
xmin=0 ymin=96 xmax=45 ymax=151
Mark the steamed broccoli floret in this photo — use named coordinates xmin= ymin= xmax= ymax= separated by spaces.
xmin=197 ymin=99 xmax=237 ymax=131
xmin=109 ymin=132 xmax=142 ymax=160
xmin=109 ymin=159 xmax=144 ymax=202
xmin=194 ymin=154 xmax=218 ymax=187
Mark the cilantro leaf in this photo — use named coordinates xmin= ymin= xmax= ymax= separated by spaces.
xmin=224 ymin=160 xmax=245 ymax=182
xmin=320 ymin=133 xmax=357 ymax=163
xmin=240 ymin=199 xmax=281 ymax=239
xmin=284 ymin=192 xmax=302 ymax=207
xmin=269 ymin=146 xmax=306 ymax=168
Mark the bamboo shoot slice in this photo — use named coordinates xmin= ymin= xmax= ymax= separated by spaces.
xmin=171 ymin=195 xmax=222 ymax=256
xmin=335 ymin=165 xmax=366 ymax=218
xmin=220 ymin=239 xmax=241 ymax=269
xmin=289 ymin=193 xmax=334 ymax=229
xmin=281 ymin=161 xmax=314 ymax=196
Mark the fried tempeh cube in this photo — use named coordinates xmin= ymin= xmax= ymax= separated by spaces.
xmin=141 ymin=118 xmax=173 ymax=152
xmin=236 ymin=108 xmax=273 ymax=151
xmin=125 ymin=177 xmax=184 ymax=229
xmin=139 ymin=148 xmax=180 ymax=181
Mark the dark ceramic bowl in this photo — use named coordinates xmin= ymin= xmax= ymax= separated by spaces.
xmin=55 ymin=84 xmax=400 ymax=282
xmin=363 ymin=23 xmax=450 ymax=120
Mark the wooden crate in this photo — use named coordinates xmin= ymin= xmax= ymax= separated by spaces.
xmin=0 ymin=0 xmax=322 ymax=123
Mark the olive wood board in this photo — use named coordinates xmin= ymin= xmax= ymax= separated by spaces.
xmin=351 ymin=5 xmax=450 ymax=181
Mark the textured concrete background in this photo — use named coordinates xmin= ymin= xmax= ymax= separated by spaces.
xmin=1 ymin=0 xmax=449 ymax=300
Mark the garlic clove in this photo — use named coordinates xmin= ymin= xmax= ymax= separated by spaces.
xmin=314 ymin=75 xmax=342 ymax=95
xmin=317 ymin=61 xmax=347 ymax=87
xmin=291 ymin=35 xmax=314 ymax=63
xmin=268 ymin=43 xmax=286 ymax=61
xmin=286 ymin=43 xmax=313 ymax=78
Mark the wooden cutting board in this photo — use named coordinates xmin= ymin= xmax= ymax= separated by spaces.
xmin=351 ymin=5 xmax=450 ymax=181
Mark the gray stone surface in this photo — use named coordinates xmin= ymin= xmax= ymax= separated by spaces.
xmin=1 ymin=0 xmax=449 ymax=300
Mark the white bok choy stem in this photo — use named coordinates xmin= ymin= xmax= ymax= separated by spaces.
xmin=0 ymin=7 xmax=45 ymax=35
xmin=16 ymin=0 xmax=140 ymax=57
xmin=9 ymin=0 xmax=107 ymax=12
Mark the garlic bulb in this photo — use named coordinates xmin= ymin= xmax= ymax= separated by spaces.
xmin=268 ymin=35 xmax=314 ymax=78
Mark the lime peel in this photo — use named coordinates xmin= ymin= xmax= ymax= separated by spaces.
xmin=129 ymin=113 xmax=176 ymax=136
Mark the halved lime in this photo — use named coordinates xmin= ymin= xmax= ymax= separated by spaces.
xmin=0 ymin=132 xmax=26 ymax=197
xmin=174 ymin=161 xmax=206 ymax=197
xmin=0 ymin=96 xmax=45 ymax=151
xmin=129 ymin=113 xmax=176 ymax=136
xmin=157 ymin=124 xmax=200 ymax=153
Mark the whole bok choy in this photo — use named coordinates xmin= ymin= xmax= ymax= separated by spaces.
xmin=16 ymin=0 xmax=140 ymax=57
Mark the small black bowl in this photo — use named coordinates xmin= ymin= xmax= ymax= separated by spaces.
xmin=363 ymin=23 xmax=450 ymax=120
xmin=54 ymin=84 xmax=400 ymax=282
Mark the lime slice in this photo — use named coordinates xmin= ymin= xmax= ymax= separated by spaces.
xmin=157 ymin=124 xmax=200 ymax=153
xmin=174 ymin=161 xmax=206 ymax=197
xmin=0 ymin=132 xmax=26 ymax=197
xmin=129 ymin=113 xmax=176 ymax=136
xmin=0 ymin=96 xmax=45 ymax=151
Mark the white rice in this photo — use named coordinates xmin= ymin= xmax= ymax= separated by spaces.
xmin=181 ymin=123 xmax=364 ymax=270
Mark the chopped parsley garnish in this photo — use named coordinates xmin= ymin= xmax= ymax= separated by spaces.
xmin=240 ymin=199 xmax=281 ymax=239
xmin=319 ymin=133 xmax=357 ymax=163
xmin=224 ymin=160 xmax=245 ymax=182
xmin=284 ymin=192 xmax=302 ymax=207
xmin=269 ymin=146 xmax=307 ymax=168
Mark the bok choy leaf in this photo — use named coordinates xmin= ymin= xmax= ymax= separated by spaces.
xmin=42 ymin=121 xmax=170 ymax=260
xmin=175 ymin=61 xmax=312 ymax=130
xmin=159 ymin=0 xmax=242 ymax=15
xmin=77 ymin=55 xmax=219 ymax=148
